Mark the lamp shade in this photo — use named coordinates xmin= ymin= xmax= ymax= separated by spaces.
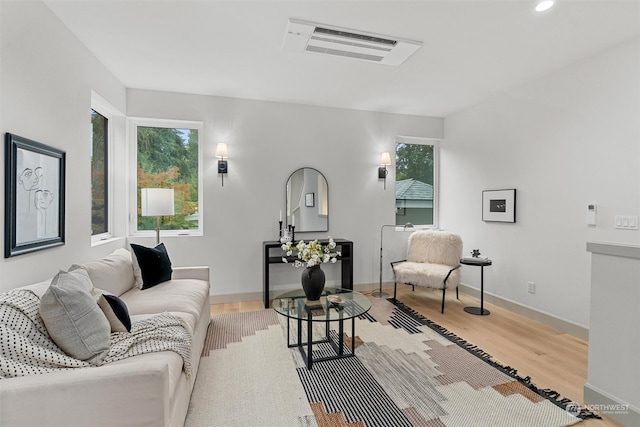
xmin=215 ymin=142 xmax=228 ymax=158
xmin=141 ymin=188 xmax=175 ymax=216
xmin=380 ymin=151 xmax=391 ymax=166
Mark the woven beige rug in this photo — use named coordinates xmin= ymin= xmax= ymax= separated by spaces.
xmin=185 ymin=298 xmax=595 ymax=427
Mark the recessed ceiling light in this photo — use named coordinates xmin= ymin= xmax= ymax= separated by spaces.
xmin=535 ymin=0 xmax=555 ymax=12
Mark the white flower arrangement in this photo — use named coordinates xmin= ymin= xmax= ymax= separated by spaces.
xmin=281 ymin=237 xmax=341 ymax=268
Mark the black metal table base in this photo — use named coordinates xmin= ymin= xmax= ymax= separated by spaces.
xmin=464 ymin=306 xmax=490 ymax=315
xmin=286 ymin=316 xmax=356 ymax=369
xmin=462 ymin=261 xmax=492 ymax=317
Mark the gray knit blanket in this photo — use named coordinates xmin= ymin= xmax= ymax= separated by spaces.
xmin=0 ymin=289 xmax=192 ymax=379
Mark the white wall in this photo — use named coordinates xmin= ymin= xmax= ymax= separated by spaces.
xmin=126 ymin=89 xmax=443 ymax=299
xmin=0 ymin=0 xmax=443 ymax=299
xmin=4 ymin=1 xmax=636 ymax=330
xmin=0 ymin=1 xmax=128 ymax=291
xmin=441 ymin=38 xmax=640 ymax=328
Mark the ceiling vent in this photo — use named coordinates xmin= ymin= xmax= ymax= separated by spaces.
xmin=283 ymin=18 xmax=422 ymax=66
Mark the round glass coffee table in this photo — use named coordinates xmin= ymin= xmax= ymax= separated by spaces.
xmin=273 ymin=287 xmax=371 ymax=369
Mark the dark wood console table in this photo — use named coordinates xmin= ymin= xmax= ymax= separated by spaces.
xmin=262 ymin=238 xmax=353 ymax=308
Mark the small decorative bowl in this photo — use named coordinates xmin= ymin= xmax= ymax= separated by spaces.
xmin=327 ymin=295 xmax=345 ymax=304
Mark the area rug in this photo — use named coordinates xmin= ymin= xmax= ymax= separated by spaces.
xmin=185 ymin=298 xmax=597 ymax=427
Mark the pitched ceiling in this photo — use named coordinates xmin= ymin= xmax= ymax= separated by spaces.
xmin=43 ymin=0 xmax=640 ymax=117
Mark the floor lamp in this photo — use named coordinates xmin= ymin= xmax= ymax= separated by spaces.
xmin=375 ymin=223 xmax=414 ymax=298
xmin=141 ymin=188 xmax=175 ymax=244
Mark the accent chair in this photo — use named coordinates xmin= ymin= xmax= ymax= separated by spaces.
xmin=391 ymin=230 xmax=463 ymax=313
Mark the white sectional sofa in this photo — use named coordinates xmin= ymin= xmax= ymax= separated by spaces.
xmin=0 ymin=248 xmax=211 ymax=427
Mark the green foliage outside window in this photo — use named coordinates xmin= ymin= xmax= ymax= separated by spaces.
xmin=395 ymin=143 xmax=435 ymax=226
xmin=137 ymin=126 xmax=199 ymax=231
xmin=395 ymin=143 xmax=434 ymax=184
xmin=91 ymin=109 xmax=107 ymax=235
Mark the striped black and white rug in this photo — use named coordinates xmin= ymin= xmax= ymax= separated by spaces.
xmin=185 ymin=298 xmax=596 ymax=427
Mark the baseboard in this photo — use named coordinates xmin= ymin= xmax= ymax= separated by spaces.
xmin=209 ymin=283 xmax=588 ymax=340
xmin=458 ymin=283 xmax=589 ymax=341
xmin=584 ymin=383 xmax=639 ymax=426
xmin=209 ymin=282 xmax=379 ymax=305
xmin=210 ymin=292 xmax=264 ymax=305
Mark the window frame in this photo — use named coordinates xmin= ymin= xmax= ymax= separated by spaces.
xmin=394 ymin=136 xmax=440 ymax=229
xmin=128 ymin=117 xmax=204 ymax=238
xmin=90 ymin=92 xmax=116 ymax=245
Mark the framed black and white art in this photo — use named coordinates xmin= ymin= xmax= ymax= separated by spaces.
xmin=5 ymin=133 xmax=66 ymax=258
xmin=482 ymin=189 xmax=516 ymax=223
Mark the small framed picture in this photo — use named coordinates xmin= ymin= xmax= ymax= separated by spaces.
xmin=482 ymin=189 xmax=516 ymax=223
xmin=5 ymin=133 xmax=66 ymax=257
xmin=305 ymin=192 xmax=315 ymax=207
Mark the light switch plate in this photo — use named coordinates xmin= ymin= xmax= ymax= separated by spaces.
xmin=615 ymin=215 xmax=639 ymax=230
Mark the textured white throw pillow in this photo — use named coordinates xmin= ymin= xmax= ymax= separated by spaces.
xmin=69 ymin=248 xmax=136 ymax=296
xmin=131 ymin=249 xmax=144 ymax=289
xmin=39 ymin=269 xmax=111 ymax=365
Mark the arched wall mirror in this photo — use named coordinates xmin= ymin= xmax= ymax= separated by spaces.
xmin=286 ymin=167 xmax=328 ymax=232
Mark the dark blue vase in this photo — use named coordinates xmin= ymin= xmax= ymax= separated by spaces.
xmin=301 ymin=265 xmax=325 ymax=301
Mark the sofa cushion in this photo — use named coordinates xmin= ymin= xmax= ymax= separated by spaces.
xmin=39 ymin=269 xmax=111 ymax=365
xmin=98 ymin=294 xmax=131 ymax=333
xmin=20 ymin=279 xmax=52 ymax=298
xmin=120 ymin=278 xmax=209 ymax=321
xmin=69 ymin=248 xmax=136 ymax=296
xmin=130 ymin=243 xmax=173 ymax=290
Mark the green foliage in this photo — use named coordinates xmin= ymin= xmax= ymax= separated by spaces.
xmin=396 ymin=143 xmax=434 ymax=184
xmin=395 ymin=142 xmax=435 ymax=226
xmin=137 ymin=127 xmax=199 ymax=231
xmin=91 ymin=110 xmax=107 ymax=235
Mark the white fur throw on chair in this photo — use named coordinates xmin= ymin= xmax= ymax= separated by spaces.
xmin=392 ymin=230 xmax=463 ymax=313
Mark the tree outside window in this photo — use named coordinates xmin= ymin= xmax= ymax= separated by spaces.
xmin=136 ymin=126 xmax=200 ymax=232
xmin=395 ymin=141 xmax=437 ymax=226
xmin=91 ymin=109 xmax=108 ymax=235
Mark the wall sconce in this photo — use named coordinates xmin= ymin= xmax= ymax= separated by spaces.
xmin=216 ymin=142 xmax=228 ymax=186
xmin=141 ymin=188 xmax=175 ymax=244
xmin=378 ymin=151 xmax=391 ymax=189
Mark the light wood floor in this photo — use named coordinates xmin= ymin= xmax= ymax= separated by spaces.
xmin=210 ymin=286 xmax=622 ymax=426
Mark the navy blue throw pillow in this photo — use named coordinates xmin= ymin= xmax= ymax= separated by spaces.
xmin=130 ymin=243 xmax=173 ymax=290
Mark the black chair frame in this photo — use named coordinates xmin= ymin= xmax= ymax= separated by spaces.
xmin=391 ymin=260 xmax=461 ymax=313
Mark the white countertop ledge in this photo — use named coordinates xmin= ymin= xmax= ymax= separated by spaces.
xmin=587 ymin=242 xmax=640 ymax=259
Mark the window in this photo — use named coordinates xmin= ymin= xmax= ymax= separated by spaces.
xmin=91 ymin=109 xmax=108 ymax=236
xmin=130 ymin=118 xmax=203 ymax=236
xmin=91 ymin=91 xmax=123 ymax=244
xmin=395 ymin=138 xmax=439 ymax=227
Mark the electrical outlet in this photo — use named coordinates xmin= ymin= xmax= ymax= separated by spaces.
xmin=527 ymin=281 xmax=535 ymax=294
